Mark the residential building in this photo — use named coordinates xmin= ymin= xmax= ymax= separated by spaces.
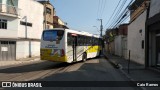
xmin=53 ymin=16 xmax=68 ymax=29
xmin=127 ymin=0 xmax=150 ymax=65
xmin=0 ymin=0 xmax=44 ymax=61
xmin=147 ymin=0 xmax=160 ymax=68
xmin=37 ymin=0 xmax=54 ymax=29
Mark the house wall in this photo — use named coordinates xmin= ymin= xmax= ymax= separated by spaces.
xmin=46 ymin=4 xmax=54 ymax=24
xmin=18 ymin=0 xmax=43 ymax=39
xmin=0 ymin=15 xmax=18 ymax=38
xmin=115 ymin=35 xmax=128 ymax=58
xmin=149 ymin=0 xmax=160 ymax=18
xmin=148 ymin=0 xmax=160 ymax=67
xmin=16 ymin=41 xmax=40 ymax=59
xmin=122 ymin=37 xmax=128 ymax=59
xmin=16 ymin=0 xmax=43 ymax=59
xmin=127 ymin=10 xmax=146 ymax=65
xmin=115 ymin=35 xmax=122 ymax=56
xmin=0 ymin=0 xmax=44 ymax=60
xmin=109 ymin=41 xmax=115 ymax=55
xmin=119 ymin=24 xmax=128 ymax=35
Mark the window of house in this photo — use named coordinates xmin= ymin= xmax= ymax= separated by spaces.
xmin=7 ymin=0 xmax=18 ymax=6
xmin=46 ymin=7 xmax=51 ymax=14
xmin=0 ymin=19 xmax=7 ymax=29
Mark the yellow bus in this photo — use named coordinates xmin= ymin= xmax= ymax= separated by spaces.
xmin=40 ymin=28 xmax=102 ymax=63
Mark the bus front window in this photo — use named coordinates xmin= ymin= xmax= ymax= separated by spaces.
xmin=43 ymin=30 xmax=64 ymax=41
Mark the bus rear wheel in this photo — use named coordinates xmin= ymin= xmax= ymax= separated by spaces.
xmin=82 ymin=53 xmax=87 ymax=62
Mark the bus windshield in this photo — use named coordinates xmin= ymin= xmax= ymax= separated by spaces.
xmin=43 ymin=30 xmax=64 ymax=41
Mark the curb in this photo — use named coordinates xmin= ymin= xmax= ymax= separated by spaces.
xmin=104 ymin=54 xmax=146 ymax=90
xmin=0 ymin=58 xmax=40 ymax=69
xmin=104 ymin=54 xmax=120 ymax=69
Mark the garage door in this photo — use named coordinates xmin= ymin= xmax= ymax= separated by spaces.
xmin=0 ymin=41 xmax=16 ymax=61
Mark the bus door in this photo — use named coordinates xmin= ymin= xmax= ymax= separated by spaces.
xmin=72 ymin=34 xmax=78 ymax=62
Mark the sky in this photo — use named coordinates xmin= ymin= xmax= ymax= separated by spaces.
xmin=51 ymin=0 xmax=131 ymax=35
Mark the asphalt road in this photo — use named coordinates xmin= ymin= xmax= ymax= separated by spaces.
xmin=0 ymin=57 xmax=142 ymax=90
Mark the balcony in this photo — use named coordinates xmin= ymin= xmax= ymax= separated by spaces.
xmin=0 ymin=3 xmax=21 ymax=17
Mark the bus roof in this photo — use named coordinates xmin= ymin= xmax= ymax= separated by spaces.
xmin=44 ymin=28 xmax=101 ymax=38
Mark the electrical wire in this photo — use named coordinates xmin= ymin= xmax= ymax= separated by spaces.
xmin=104 ymin=0 xmax=122 ymax=28
xmin=107 ymin=0 xmax=135 ymax=29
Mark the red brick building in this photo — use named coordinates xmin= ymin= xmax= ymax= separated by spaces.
xmin=118 ymin=24 xmax=128 ymax=35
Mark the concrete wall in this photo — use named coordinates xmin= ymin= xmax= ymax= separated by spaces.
xmin=16 ymin=41 xmax=40 ymax=59
xmin=110 ymin=41 xmax=115 ymax=55
xmin=115 ymin=35 xmax=127 ymax=58
xmin=16 ymin=0 xmax=43 ymax=59
xmin=104 ymin=41 xmax=115 ymax=55
xmin=122 ymin=37 xmax=128 ymax=59
xmin=18 ymin=0 xmax=44 ymax=39
xmin=149 ymin=0 xmax=160 ymax=18
xmin=127 ymin=10 xmax=146 ymax=65
xmin=17 ymin=0 xmax=43 ymax=59
xmin=115 ymin=36 xmax=122 ymax=56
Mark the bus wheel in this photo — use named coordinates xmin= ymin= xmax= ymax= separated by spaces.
xmin=82 ymin=53 xmax=87 ymax=62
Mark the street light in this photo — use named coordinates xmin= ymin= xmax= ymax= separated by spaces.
xmin=93 ymin=26 xmax=100 ymax=33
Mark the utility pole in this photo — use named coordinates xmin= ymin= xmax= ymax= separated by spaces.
xmin=97 ymin=19 xmax=103 ymax=37
xmin=97 ymin=19 xmax=104 ymax=55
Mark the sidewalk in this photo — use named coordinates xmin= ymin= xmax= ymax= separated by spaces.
xmin=0 ymin=57 xmax=40 ymax=69
xmin=104 ymin=52 xmax=160 ymax=90
xmin=104 ymin=53 xmax=160 ymax=81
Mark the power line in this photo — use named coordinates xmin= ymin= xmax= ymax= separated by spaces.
xmin=111 ymin=0 xmax=135 ymax=28
xmin=107 ymin=0 xmax=128 ymax=28
xmin=104 ymin=0 xmax=122 ymax=28
xmin=109 ymin=8 xmax=128 ymax=28
xmin=97 ymin=0 xmax=101 ymax=19
xmin=99 ymin=0 xmax=104 ymax=18
xmin=107 ymin=0 xmax=135 ymax=29
xmin=100 ymin=0 xmax=107 ymax=18
xmin=113 ymin=11 xmax=130 ymax=27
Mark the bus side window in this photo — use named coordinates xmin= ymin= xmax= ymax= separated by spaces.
xmin=84 ymin=36 xmax=86 ymax=46
xmin=67 ymin=33 xmax=72 ymax=45
xmin=92 ymin=37 xmax=95 ymax=45
xmin=82 ymin=36 xmax=85 ymax=46
xmin=78 ymin=35 xmax=81 ymax=46
xmin=89 ymin=37 xmax=92 ymax=46
xmin=96 ymin=38 xmax=98 ymax=45
xmin=86 ymin=36 xmax=89 ymax=46
xmin=81 ymin=36 xmax=84 ymax=46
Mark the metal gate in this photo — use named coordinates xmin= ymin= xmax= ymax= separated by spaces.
xmin=156 ymin=36 xmax=160 ymax=66
xmin=0 ymin=41 xmax=16 ymax=61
